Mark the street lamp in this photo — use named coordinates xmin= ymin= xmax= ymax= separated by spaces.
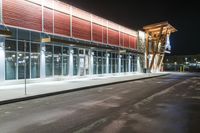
xmin=185 ymin=57 xmax=187 ymax=62
xmin=174 ymin=61 xmax=177 ymax=71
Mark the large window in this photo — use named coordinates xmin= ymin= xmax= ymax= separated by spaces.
xmin=45 ymin=45 xmax=69 ymax=77
xmin=45 ymin=45 xmax=53 ymax=77
xmin=31 ymin=43 xmax=40 ymax=78
xmin=121 ymin=54 xmax=129 ymax=73
xmin=5 ymin=28 xmax=41 ymax=80
xmin=93 ymin=50 xmax=107 ymax=75
xmin=73 ymin=48 xmax=79 ymax=76
xmin=63 ymin=47 xmax=69 ymax=76
xmin=5 ymin=40 xmax=17 ymax=80
xmin=130 ymin=55 xmax=137 ymax=72
xmin=97 ymin=51 xmax=102 ymax=74
xmin=54 ymin=46 xmax=62 ymax=76
xmin=111 ymin=53 xmax=118 ymax=73
xmin=18 ymin=41 xmax=30 ymax=79
xmin=102 ymin=52 xmax=107 ymax=74
xmin=5 ymin=52 xmax=17 ymax=80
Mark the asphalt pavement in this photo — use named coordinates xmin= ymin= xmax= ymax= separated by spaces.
xmin=0 ymin=73 xmax=199 ymax=133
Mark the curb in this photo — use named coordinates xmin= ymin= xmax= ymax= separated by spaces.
xmin=0 ymin=74 xmax=169 ymax=105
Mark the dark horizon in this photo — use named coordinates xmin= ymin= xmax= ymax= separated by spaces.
xmin=63 ymin=0 xmax=200 ymax=55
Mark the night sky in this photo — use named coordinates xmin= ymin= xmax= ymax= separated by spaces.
xmin=63 ymin=0 xmax=199 ymax=55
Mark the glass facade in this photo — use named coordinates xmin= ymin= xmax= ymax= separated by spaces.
xmin=54 ymin=46 xmax=62 ymax=76
xmin=109 ymin=53 xmax=118 ymax=73
xmin=5 ymin=40 xmax=17 ymax=80
xmin=73 ymin=48 xmax=79 ymax=76
xmin=121 ymin=54 xmax=129 ymax=73
xmin=45 ymin=45 xmax=53 ymax=77
xmin=5 ymin=28 xmax=41 ymax=80
xmin=45 ymin=45 xmax=70 ymax=77
xmin=93 ymin=50 xmax=107 ymax=74
xmin=31 ymin=43 xmax=40 ymax=78
xmin=3 ymin=26 xmax=139 ymax=81
xmin=63 ymin=47 xmax=69 ymax=76
xmin=130 ymin=55 xmax=137 ymax=72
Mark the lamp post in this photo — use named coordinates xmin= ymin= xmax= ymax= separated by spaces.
xmin=174 ymin=61 xmax=177 ymax=71
xmin=184 ymin=57 xmax=188 ymax=72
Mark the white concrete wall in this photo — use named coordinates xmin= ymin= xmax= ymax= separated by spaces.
xmin=89 ymin=49 xmax=93 ymax=75
xmin=118 ymin=54 xmax=121 ymax=73
xmin=0 ymin=37 xmax=5 ymax=81
xmin=128 ymin=55 xmax=131 ymax=72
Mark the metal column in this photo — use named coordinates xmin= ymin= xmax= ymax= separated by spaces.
xmin=40 ymin=43 xmax=46 ymax=78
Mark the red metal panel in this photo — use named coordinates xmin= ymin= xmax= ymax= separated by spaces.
xmin=108 ymin=29 xmax=119 ymax=46
xmin=44 ymin=7 xmax=53 ymax=33
xmin=103 ymin=27 xmax=107 ymax=44
xmin=129 ymin=36 xmax=137 ymax=49
xmin=120 ymin=32 xmax=124 ymax=46
xmin=124 ymin=34 xmax=129 ymax=48
xmin=92 ymin=23 xmax=102 ymax=42
xmin=72 ymin=17 xmax=91 ymax=40
xmin=54 ymin=11 xmax=70 ymax=36
xmin=3 ymin=0 xmax=42 ymax=31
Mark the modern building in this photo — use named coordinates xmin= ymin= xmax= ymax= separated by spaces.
xmin=0 ymin=0 xmax=146 ymax=83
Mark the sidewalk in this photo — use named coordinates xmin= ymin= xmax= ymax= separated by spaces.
xmin=0 ymin=72 xmax=169 ymax=105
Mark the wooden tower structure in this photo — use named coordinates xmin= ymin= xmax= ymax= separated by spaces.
xmin=143 ymin=21 xmax=177 ymax=72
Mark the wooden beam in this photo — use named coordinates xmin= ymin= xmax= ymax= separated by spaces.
xmin=146 ymin=32 xmax=149 ymax=70
xmin=149 ymin=26 xmax=164 ymax=70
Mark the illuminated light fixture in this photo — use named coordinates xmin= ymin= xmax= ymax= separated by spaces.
xmin=41 ymin=37 xmax=51 ymax=43
xmin=0 ymin=29 xmax=12 ymax=37
xmin=119 ymin=50 xmax=126 ymax=53
xmin=165 ymin=50 xmax=171 ymax=54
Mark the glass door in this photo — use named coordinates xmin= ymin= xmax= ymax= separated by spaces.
xmin=79 ymin=57 xmax=85 ymax=76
